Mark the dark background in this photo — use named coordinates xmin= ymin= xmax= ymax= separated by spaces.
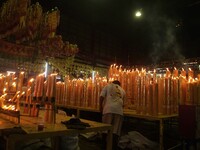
xmin=1 ymin=0 xmax=200 ymax=66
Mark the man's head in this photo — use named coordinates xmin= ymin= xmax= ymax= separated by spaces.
xmin=112 ymin=80 xmax=121 ymax=86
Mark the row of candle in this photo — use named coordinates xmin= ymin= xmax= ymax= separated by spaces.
xmin=24 ymin=74 xmax=56 ymax=123
xmin=0 ymin=72 xmax=56 ymax=123
xmin=0 ymin=91 xmax=25 ymax=111
xmin=19 ymin=65 xmax=199 ymax=116
xmin=1 ymin=63 xmax=199 ymax=116
xmin=25 ymin=73 xmax=107 ymax=109
xmin=108 ymin=64 xmax=200 ymax=115
xmin=55 ymin=76 xmax=107 ymax=109
xmin=0 ymin=71 xmax=25 ymax=94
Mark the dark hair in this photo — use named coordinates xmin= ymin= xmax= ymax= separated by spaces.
xmin=112 ymin=80 xmax=121 ymax=86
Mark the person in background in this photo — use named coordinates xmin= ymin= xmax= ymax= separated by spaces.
xmin=99 ymin=80 xmax=126 ymax=150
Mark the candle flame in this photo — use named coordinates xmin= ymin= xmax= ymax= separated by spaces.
xmin=29 ymin=78 xmax=34 ymax=82
xmin=12 ymin=82 xmax=16 ymax=87
xmin=39 ymin=73 xmax=45 ymax=76
xmin=51 ymin=73 xmax=58 ymax=76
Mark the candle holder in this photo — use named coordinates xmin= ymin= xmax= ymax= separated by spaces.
xmin=0 ymin=108 xmax=20 ymax=124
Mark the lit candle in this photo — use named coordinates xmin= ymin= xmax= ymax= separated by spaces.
xmin=186 ymin=81 xmax=192 ymax=105
xmin=179 ymin=76 xmax=187 ymax=105
xmin=33 ymin=75 xmax=39 ymax=97
xmin=136 ymin=74 xmax=141 ymax=114
xmin=173 ymin=67 xmax=178 ymax=77
xmin=157 ymin=75 xmax=164 ymax=115
xmin=56 ymin=82 xmax=61 ymax=104
xmin=17 ymin=71 xmax=24 ymax=91
xmin=172 ymin=77 xmax=179 ymax=114
xmin=148 ymin=82 xmax=153 ymax=115
xmin=141 ymin=68 xmax=146 ymax=114
xmin=152 ymin=82 xmax=158 ymax=115
xmin=165 ymin=76 xmax=171 ymax=115
xmin=181 ymin=68 xmax=186 ymax=77
xmin=188 ymin=68 xmax=194 ymax=78
xmin=10 ymin=81 xmax=17 ymax=92
xmin=108 ymin=64 xmax=113 ymax=79
xmin=11 ymin=91 xmax=20 ymax=101
xmin=37 ymin=74 xmax=45 ymax=98
xmin=166 ymin=68 xmax=171 ymax=78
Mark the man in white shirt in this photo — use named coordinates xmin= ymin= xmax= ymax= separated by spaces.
xmin=100 ymin=80 xmax=126 ymax=150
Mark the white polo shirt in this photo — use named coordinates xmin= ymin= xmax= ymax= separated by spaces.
xmin=100 ymin=83 xmax=126 ymax=115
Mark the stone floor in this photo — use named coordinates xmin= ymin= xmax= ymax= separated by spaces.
xmin=78 ymin=111 xmax=181 ymax=150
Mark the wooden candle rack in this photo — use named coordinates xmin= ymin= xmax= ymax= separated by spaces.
xmin=0 ymin=108 xmax=20 ymax=124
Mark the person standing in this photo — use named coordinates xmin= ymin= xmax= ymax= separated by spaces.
xmin=99 ymin=80 xmax=126 ymax=150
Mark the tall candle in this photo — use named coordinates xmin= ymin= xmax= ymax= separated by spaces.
xmin=172 ymin=77 xmax=179 ymax=114
xmin=141 ymin=69 xmax=146 ymax=114
xmin=17 ymin=71 xmax=24 ymax=91
xmin=165 ymin=77 xmax=171 ymax=115
xmin=108 ymin=64 xmax=113 ymax=79
xmin=37 ymin=74 xmax=45 ymax=98
xmin=188 ymin=68 xmax=194 ymax=78
xmin=148 ymin=83 xmax=153 ymax=115
xmin=158 ymin=76 xmax=164 ymax=115
xmin=11 ymin=91 xmax=20 ymax=101
xmin=10 ymin=81 xmax=17 ymax=92
xmin=33 ymin=75 xmax=39 ymax=97
xmin=181 ymin=68 xmax=186 ymax=77
xmin=173 ymin=67 xmax=178 ymax=77
xmin=193 ymin=81 xmax=198 ymax=105
xmin=179 ymin=76 xmax=187 ymax=105
xmin=152 ymin=82 xmax=158 ymax=115
xmin=186 ymin=81 xmax=191 ymax=105
xmin=56 ymin=82 xmax=61 ymax=104
xmin=60 ymin=82 xmax=65 ymax=105
xmin=50 ymin=74 xmax=57 ymax=99
xmin=136 ymin=75 xmax=141 ymax=114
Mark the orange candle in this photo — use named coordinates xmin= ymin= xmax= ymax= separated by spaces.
xmin=181 ymin=68 xmax=186 ymax=77
xmin=37 ymin=74 xmax=45 ymax=97
xmin=188 ymin=68 xmax=194 ymax=78
xmin=158 ymin=76 xmax=164 ymax=115
xmin=148 ymin=83 xmax=153 ymax=115
xmin=165 ymin=77 xmax=171 ymax=115
xmin=179 ymin=76 xmax=187 ymax=105
xmin=152 ymin=82 xmax=158 ymax=115
xmin=17 ymin=71 xmax=24 ymax=91
xmin=173 ymin=67 xmax=178 ymax=77
xmin=166 ymin=68 xmax=171 ymax=78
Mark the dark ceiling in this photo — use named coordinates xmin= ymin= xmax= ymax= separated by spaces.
xmin=1 ymin=0 xmax=200 ymax=65
xmin=34 ymin=0 xmax=200 ymax=64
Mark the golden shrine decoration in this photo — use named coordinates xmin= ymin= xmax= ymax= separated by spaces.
xmin=0 ymin=0 xmax=79 ymax=60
